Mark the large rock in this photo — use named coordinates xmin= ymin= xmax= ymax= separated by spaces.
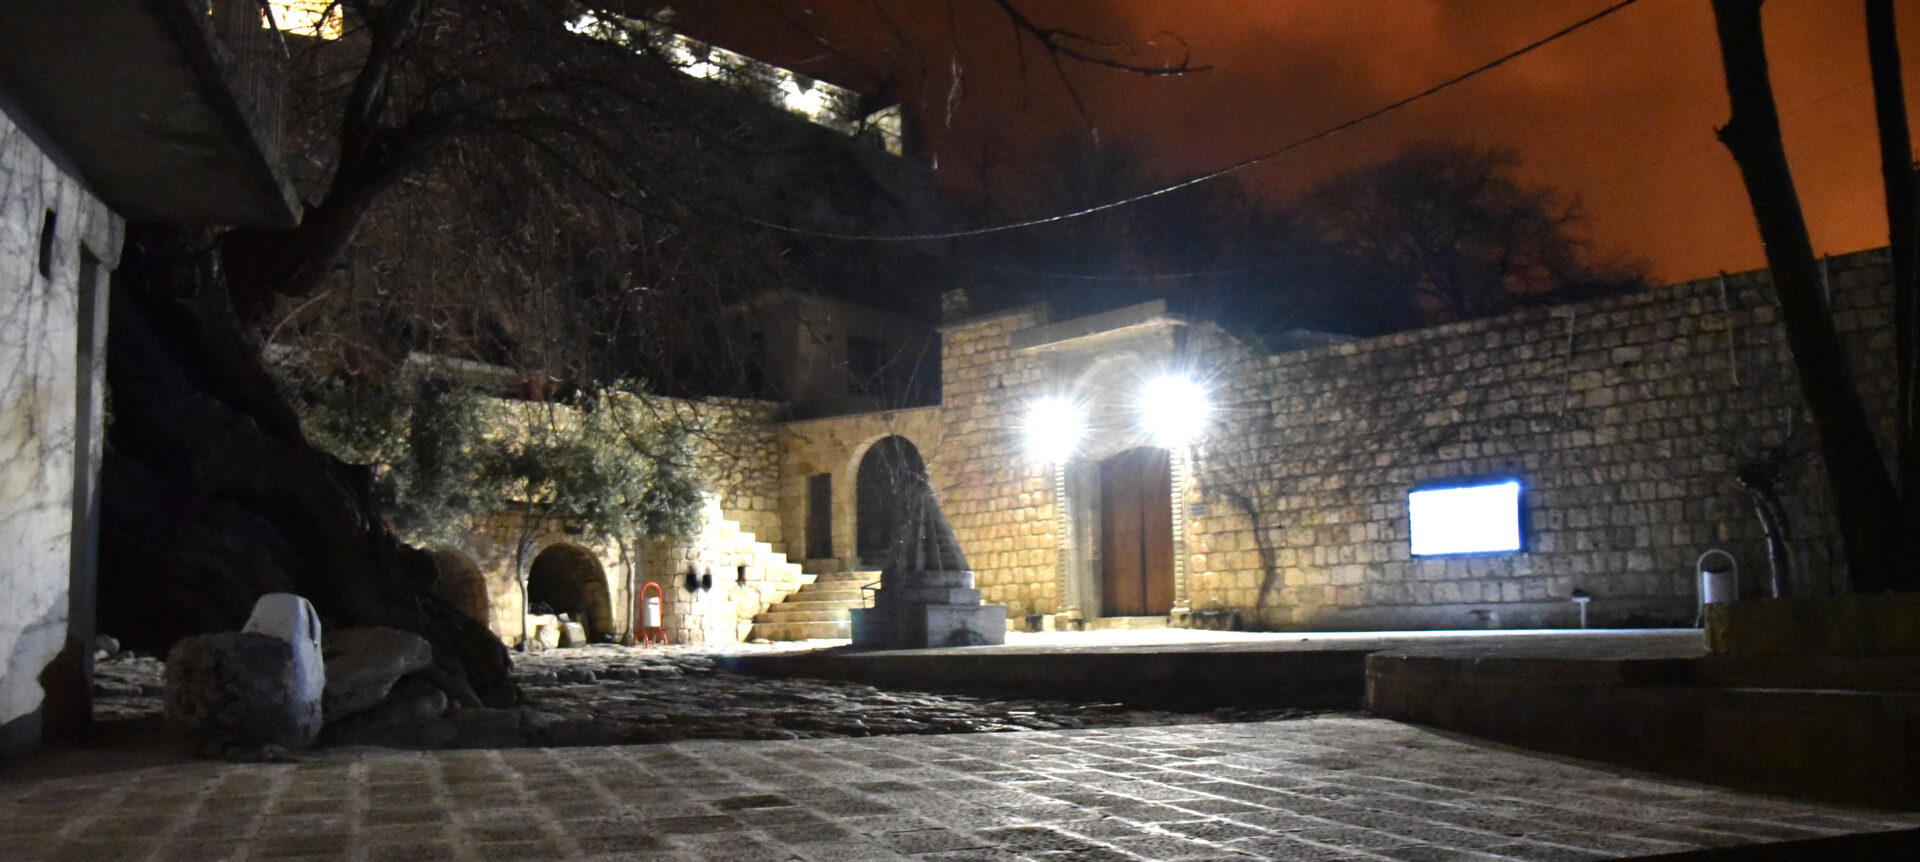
xmin=165 ymin=632 xmax=324 ymax=749
xmin=320 ymin=676 xmax=452 ymax=747
xmin=322 ymin=627 xmax=433 ymax=723
xmin=164 ymin=594 xmax=326 ymax=750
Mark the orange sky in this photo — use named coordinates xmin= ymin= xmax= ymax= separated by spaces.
xmin=678 ymin=0 xmax=1920 ymax=284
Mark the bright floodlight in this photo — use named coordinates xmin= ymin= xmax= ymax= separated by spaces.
xmin=1140 ymin=375 xmax=1210 ymax=446
xmin=1409 ymin=480 xmax=1524 ymax=556
xmin=1025 ymin=397 xmax=1085 ymax=464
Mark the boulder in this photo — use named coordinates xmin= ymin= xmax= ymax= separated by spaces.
xmin=560 ymin=621 xmax=589 ymax=647
xmin=320 ymin=676 xmax=451 ymax=747
xmin=322 ymin=627 xmax=433 ymax=723
xmin=165 ymin=632 xmax=323 ymax=749
xmin=164 ymin=594 xmax=326 ymax=750
xmin=531 ymin=623 xmax=562 ymax=651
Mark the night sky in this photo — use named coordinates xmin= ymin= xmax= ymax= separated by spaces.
xmin=671 ymin=0 xmax=1920 ymax=285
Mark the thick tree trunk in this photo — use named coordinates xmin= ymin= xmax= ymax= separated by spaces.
xmin=1866 ymin=0 xmax=1920 ymax=536
xmin=1710 ymin=0 xmax=1909 ymax=592
xmin=98 ymin=224 xmax=517 ymax=706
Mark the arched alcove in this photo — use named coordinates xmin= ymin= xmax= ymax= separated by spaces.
xmin=855 ymin=435 xmax=927 ymax=564
xmin=527 ymin=543 xmax=614 ymax=641
xmin=428 ymin=548 xmax=491 ymax=628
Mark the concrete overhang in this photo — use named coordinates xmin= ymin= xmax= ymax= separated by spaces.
xmin=1010 ymin=300 xmax=1186 ymax=353
xmin=0 ymin=0 xmax=298 ymax=227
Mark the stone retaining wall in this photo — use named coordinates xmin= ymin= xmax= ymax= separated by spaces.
xmin=845 ymin=250 xmax=1894 ymax=632
xmin=1186 ymin=250 xmax=1892 ymax=629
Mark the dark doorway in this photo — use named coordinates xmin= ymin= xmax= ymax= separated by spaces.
xmin=429 ymin=549 xmax=490 ymax=626
xmin=1100 ymin=447 xmax=1174 ymax=617
xmin=527 ymin=544 xmax=613 ymax=640
xmin=856 ymin=436 xmax=927 ymax=564
xmin=807 ymin=473 xmax=833 ymax=559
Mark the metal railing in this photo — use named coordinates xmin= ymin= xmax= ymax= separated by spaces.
xmin=206 ymin=0 xmax=289 ymax=154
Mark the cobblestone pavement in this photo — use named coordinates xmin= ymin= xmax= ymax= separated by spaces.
xmin=7 ymin=716 xmax=1916 ymax=861
xmin=92 ymin=643 xmax=1312 ymax=748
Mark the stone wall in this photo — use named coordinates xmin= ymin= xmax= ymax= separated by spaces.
xmin=409 ymin=396 xmax=799 ymax=648
xmin=776 ymin=405 xmax=948 ymax=570
xmin=792 ymin=250 xmax=1894 ymax=633
xmin=637 ymin=498 xmax=810 ymax=645
xmin=929 ymin=307 xmax=1060 ymax=619
xmin=0 ymin=105 xmax=121 ymax=752
xmin=1185 ymin=250 xmax=1893 ymax=630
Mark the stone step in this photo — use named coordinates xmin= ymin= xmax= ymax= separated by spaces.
xmin=749 ymin=619 xmax=850 ymax=641
xmin=755 ymin=608 xmax=851 ymax=624
xmin=775 ymin=595 xmax=865 ymax=609
xmin=790 ymin=588 xmax=867 ymax=605
xmin=806 ymin=569 xmax=878 ymax=584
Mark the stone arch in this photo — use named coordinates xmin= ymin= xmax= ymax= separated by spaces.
xmin=855 ymin=435 xmax=927 ymax=564
xmin=1069 ymin=350 xmax=1160 ymax=462
xmin=428 ymin=548 xmax=490 ymax=627
xmin=527 ymin=543 xmax=614 ymax=641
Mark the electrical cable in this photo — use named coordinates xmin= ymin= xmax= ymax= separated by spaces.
xmin=741 ymin=0 xmax=1648 ymax=242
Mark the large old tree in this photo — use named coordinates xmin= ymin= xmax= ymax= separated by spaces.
xmin=98 ymin=1 xmax=1194 ymax=704
xmin=1709 ymin=0 xmax=1919 ymax=593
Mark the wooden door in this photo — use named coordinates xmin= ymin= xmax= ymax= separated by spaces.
xmin=1100 ymin=447 xmax=1174 ymax=617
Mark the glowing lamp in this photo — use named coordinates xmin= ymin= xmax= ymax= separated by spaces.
xmin=1024 ymin=397 xmax=1085 ymax=464
xmin=1140 ymin=375 xmax=1210 ymax=446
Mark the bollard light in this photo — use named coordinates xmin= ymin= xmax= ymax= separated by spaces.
xmin=1024 ymin=396 xmax=1085 ymax=464
xmin=1140 ymin=374 xmax=1210 ymax=446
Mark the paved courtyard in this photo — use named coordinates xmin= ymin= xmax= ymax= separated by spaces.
xmin=7 ymin=716 xmax=1915 ymax=861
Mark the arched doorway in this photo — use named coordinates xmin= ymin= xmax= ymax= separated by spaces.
xmin=1100 ymin=446 xmax=1174 ymax=617
xmin=527 ymin=544 xmax=614 ymax=641
xmin=856 ymin=435 xmax=927 ymax=564
xmin=428 ymin=548 xmax=490 ymax=627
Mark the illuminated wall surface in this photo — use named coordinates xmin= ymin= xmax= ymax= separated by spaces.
xmin=761 ymin=251 xmax=1896 ymax=631
xmin=0 ymin=108 xmax=119 ymax=751
xmin=1409 ymin=481 xmax=1523 ymax=556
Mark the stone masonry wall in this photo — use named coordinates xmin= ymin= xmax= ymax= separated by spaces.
xmin=932 ymin=307 xmax=1060 ymax=620
xmin=776 ymin=405 xmax=949 ymax=570
xmin=1186 ymin=249 xmax=1894 ymax=630
xmin=412 ymin=397 xmax=799 ymax=648
xmin=637 ymin=497 xmax=809 ymax=645
xmin=0 ymin=107 xmax=121 ymax=753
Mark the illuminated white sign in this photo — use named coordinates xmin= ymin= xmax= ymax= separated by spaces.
xmin=1408 ymin=480 xmax=1523 ymax=556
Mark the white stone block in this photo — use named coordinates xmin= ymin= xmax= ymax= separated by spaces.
xmin=242 ymin=593 xmax=324 ymax=706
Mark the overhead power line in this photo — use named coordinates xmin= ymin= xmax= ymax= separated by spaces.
xmin=744 ymin=0 xmax=1647 ymax=243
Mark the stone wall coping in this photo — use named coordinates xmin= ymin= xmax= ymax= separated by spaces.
xmin=1011 ymin=300 xmax=1189 ymax=353
xmin=1252 ymin=255 xmax=1835 ymax=369
xmin=778 ymin=403 xmax=943 ymax=431
xmin=935 ymin=301 xmax=1053 ymax=334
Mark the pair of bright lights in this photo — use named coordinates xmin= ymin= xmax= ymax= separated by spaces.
xmin=1024 ymin=375 xmax=1211 ymax=463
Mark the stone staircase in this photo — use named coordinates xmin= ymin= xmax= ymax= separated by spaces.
xmin=748 ymin=570 xmax=879 ymax=641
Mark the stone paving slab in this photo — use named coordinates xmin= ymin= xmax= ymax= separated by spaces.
xmin=7 ymin=716 xmax=1916 ymax=861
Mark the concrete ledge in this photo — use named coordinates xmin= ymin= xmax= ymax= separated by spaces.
xmin=725 ymin=647 xmax=1371 ymax=709
xmin=1368 ymin=651 xmax=1920 ymax=809
xmin=1707 ymin=595 xmax=1920 ymax=657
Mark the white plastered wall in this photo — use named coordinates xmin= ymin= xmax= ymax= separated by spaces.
xmin=0 ymin=104 xmax=121 ymax=747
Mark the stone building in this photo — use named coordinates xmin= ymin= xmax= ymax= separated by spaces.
xmin=763 ymin=249 xmax=1892 ymax=635
xmin=464 ymin=247 xmax=1889 ymax=649
xmin=0 ymin=0 xmax=298 ymax=753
